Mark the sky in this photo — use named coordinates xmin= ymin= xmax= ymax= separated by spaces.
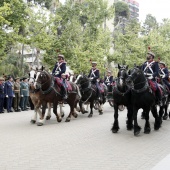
xmin=60 ymin=0 xmax=170 ymax=23
xmin=139 ymin=0 xmax=170 ymax=23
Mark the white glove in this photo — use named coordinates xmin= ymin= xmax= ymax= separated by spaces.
xmin=90 ymin=77 xmax=93 ymax=80
xmin=21 ymin=95 xmax=23 ymax=97
xmin=107 ymin=83 xmax=110 ymax=85
xmin=13 ymin=95 xmax=15 ymax=97
xmin=148 ymin=75 xmax=153 ymax=80
xmin=6 ymin=95 xmax=8 ymax=98
xmin=162 ymin=75 xmax=165 ymax=78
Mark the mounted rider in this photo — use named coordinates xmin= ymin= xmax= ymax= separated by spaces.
xmin=88 ymin=61 xmax=101 ymax=101
xmin=142 ymin=49 xmax=163 ymax=106
xmin=52 ymin=54 xmax=68 ymax=100
xmin=104 ymin=70 xmax=113 ymax=97
xmin=159 ymin=61 xmax=170 ymax=90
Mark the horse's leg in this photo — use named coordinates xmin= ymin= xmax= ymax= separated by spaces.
xmin=111 ymin=104 xmax=119 ymax=133
xmin=151 ymin=105 xmax=161 ymax=130
xmin=30 ymin=109 xmax=37 ymax=124
xmin=65 ymin=98 xmax=77 ymax=122
xmin=126 ymin=106 xmax=133 ymax=130
xmin=53 ymin=103 xmax=62 ymax=122
xmin=85 ymin=103 xmax=89 ymax=113
xmin=98 ymin=102 xmax=103 ymax=115
xmin=133 ymin=107 xmax=141 ymax=136
xmin=163 ymin=104 xmax=168 ymax=120
xmin=144 ymin=108 xmax=151 ymax=134
xmin=88 ymin=101 xmax=94 ymax=118
xmin=79 ymin=101 xmax=87 ymax=114
xmin=46 ymin=102 xmax=52 ymax=120
xmin=59 ymin=103 xmax=65 ymax=118
xmin=37 ymin=103 xmax=47 ymax=126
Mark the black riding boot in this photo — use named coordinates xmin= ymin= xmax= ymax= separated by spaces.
xmin=61 ymin=85 xmax=68 ymax=100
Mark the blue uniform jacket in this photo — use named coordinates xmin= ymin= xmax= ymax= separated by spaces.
xmin=159 ymin=67 xmax=169 ymax=80
xmin=4 ymin=81 xmax=14 ymax=97
xmin=88 ymin=68 xmax=100 ymax=80
xmin=142 ymin=61 xmax=159 ymax=79
xmin=0 ymin=83 xmax=5 ymax=98
xmin=52 ymin=61 xmax=66 ymax=78
xmin=104 ymin=76 xmax=113 ymax=85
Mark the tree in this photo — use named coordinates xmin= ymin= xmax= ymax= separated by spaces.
xmin=114 ymin=1 xmax=130 ymax=26
xmin=142 ymin=14 xmax=158 ymax=35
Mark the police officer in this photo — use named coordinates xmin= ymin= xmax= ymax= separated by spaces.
xmin=20 ymin=78 xmax=29 ymax=111
xmin=52 ymin=54 xmax=67 ymax=99
xmin=88 ymin=62 xmax=101 ymax=100
xmin=13 ymin=77 xmax=21 ymax=112
xmin=0 ymin=77 xmax=5 ymax=113
xmin=159 ymin=61 xmax=170 ymax=90
xmin=142 ymin=51 xmax=162 ymax=106
xmin=4 ymin=76 xmax=15 ymax=112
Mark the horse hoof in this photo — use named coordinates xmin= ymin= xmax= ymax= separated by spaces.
xmin=65 ymin=119 xmax=70 ymax=122
xmin=127 ymin=125 xmax=133 ymax=131
xmin=74 ymin=114 xmax=78 ymax=118
xmin=99 ymin=111 xmax=103 ymax=115
xmin=111 ymin=128 xmax=118 ymax=133
xmin=46 ymin=116 xmax=51 ymax=120
xmin=37 ymin=122 xmax=43 ymax=126
xmin=88 ymin=114 xmax=92 ymax=118
xmin=84 ymin=110 xmax=88 ymax=113
xmin=144 ymin=129 xmax=151 ymax=134
xmin=163 ymin=115 xmax=168 ymax=120
xmin=30 ymin=120 xmax=36 ymax=124
xmin=134 ymin=131 xmax=140 ymax=136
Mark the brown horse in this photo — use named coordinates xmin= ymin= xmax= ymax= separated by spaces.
xmin=34 ymin=67 xmax=80 ymax=125
xmin=29 ymin=69 xmax=59 ymax=125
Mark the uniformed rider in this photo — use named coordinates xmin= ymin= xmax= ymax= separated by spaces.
xmin=52 ymin=54 xmax=68 ymax=100
xmin=142 ymin=51 xmax=163 ymax=106
xmin=104 ymin=70 xmax=113 ymax=93
xmin=88 ymin=62 xmax=101 ymax=100
xmin=159 ymin=61 xmax=170 ymax=90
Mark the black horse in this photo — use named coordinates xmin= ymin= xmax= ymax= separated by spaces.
xmin=126 ymin=66 xmax=162 ymax=136
xmin=76 ymin=75 xmax=107 ymax=117
xmin=111 ymin=64 xmax=133 ymax=133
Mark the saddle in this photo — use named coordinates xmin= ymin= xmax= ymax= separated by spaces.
xmin=148 ymin=80 xmax=163 ymax=95
xmin=54 ymin=78 xmax=72 ymax=91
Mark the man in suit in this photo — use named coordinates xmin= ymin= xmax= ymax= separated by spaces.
xmin=4 ymin=76 xmax=15 ymax=112
xmin=20 ymin=77 xmax=29 ymax=111
xmin=0 ymin=77 xmax=5 ymax=113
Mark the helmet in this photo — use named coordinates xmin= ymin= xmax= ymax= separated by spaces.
xmin=91 ymin=62 xmax=97 ymax=65
xmin=147 ymin=51 xmax=155 ymax=58
xmin=58 ymin=54 xmax=64 ymax=60
xmin=159 ymin=61 xmax=166 ymax=67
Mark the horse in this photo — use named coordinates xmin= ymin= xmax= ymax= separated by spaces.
xmin=28 ymin=69 xmax=57 ymax=124
xmin=34 ymin=67 xmax=80 ymax=124
xmin=126 ymin=66 xmax=162 ymax=136
xmin=75 ymin=75 xmax=107 ymax=118
xmin=111 ymin=64 xmax=133 ymax=133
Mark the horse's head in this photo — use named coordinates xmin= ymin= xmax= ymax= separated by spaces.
xmin=117 ymin=64 xmax=129 ymax=87
xmin=34 ymin=69 xmax=51 ymax=89
xmin=126 ymin=66 xmax=143 ymax=87
xmin=75 ymin=75 xmax=89 ymax=88
xmin=28 ymin=70 xmax=37 ymax=84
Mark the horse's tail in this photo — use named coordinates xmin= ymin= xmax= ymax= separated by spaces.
xmin=75 ymin=84 xmax=82 ymax=99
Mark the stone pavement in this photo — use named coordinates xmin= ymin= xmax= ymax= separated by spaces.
xmin=0 ymin=103 xmax=170 ymax=170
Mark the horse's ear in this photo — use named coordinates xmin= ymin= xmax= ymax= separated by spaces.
xmin=118 ymin=64 xmax=121 ymax=69
xmin=126 ymin=65 xmax=128 ymax=70
xmin=41 ymin=66 xmax=45 ymax=71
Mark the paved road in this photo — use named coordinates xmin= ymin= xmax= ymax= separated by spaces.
xmin=0 ymin=103 xmax=170 ymax=170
